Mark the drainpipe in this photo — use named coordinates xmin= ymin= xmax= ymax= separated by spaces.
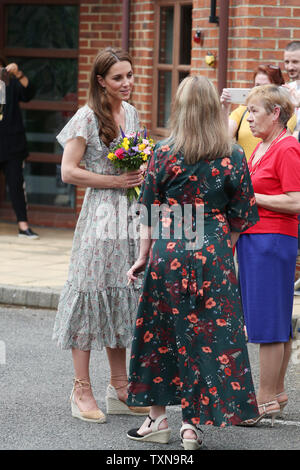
xmin=122 ymin=0 xmax=130 ymax=52
xmin=217 ymin=0 xmax=229 ymax=94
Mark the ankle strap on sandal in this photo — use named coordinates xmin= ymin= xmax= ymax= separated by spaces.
xmin=71 ymin=378 xmax=91 ymax=400
xmin=147 ymin=414 xmax=168 ymax=432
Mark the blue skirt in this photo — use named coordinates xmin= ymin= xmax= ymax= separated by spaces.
xmin=237 ymin=233 xmax=297 ymax=343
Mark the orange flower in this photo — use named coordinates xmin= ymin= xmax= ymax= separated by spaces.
xmin=224 ymin=367 xmax=231 ymax=376
xmin=172 ymin=307 xmax=179 ymax=315
xmin=191 ymin=417 xmax=200 ymax=425
xmin=172 ymin=376 xmax=181 ymax=385
xmin=181 ymin=398 xmax=189 ymax=409
xmin=150 ymin=272 xmax=158 ymax=279
xmin=216 ymin=318 xmax=227 ymax=326
xmin=202 ymin=346 xmax=212 ymax=353
xmin=221 ymin=157 xmax=233 ymax=169
xmin=182 ymin=278 xmax=188 ymax=289
xmin=212 ymin=168 xmax=220 ymax=176
xmin=189 ymin=175 xmax=198 ymax=181
xmin=172 ymin=165 xmax=182 ymax=175
xmin=161 ymin=145 xmax=170 ymax=152
xmin=195 ymin=253 xmax=207 ymax=264
xmin=205 ymin=297 xmax=216 ymax=309
xmin=167 ymin=242 xmax=176 ymax=250
xmin=206 ymin=244 xmax=215 ymax=253
xmin=158 ymin=346 xmax=169 ymax=354
xmin=231 ymin=382 xmax=241 ymax=390
xmin=136 ymin=318 xmax=143 ymax=327
xmin=202 ymin=281 xmax=211 ymax=289
xmin=178 ymin=346 xmax=186 ymax=355
xmin=170 ymin=258 xmax=181 ymax=270
xmin=187 ymin=313 xmax=198 ymax=323
xmin=201 ymin=396 xmax=209 ymax=405
xmin=168 ymin=198 xmax=178 ymax=205
xmin=143 ymin=331 xmax=153 ymax=343
xmin=153 ymin=376 xmax=163 ymax=383
xmin=205 ymin=420 xmax=214 ymax=425
xmin=209 ymin=386 xmax=217 ymax=396
xmin=218 ymin=354 xmax=229 ymax=364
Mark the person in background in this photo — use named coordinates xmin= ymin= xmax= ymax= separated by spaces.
xmin=0 ymin=55 xmax=38 ymax=239
xmin=284 ymin=41 xmax=300 ymax=140
xmin=221 ymin=64 xmax=297 ymax=160
xmin=52 ymin=47 xmax=149 ymax=424
xmin=126 ymin=75 xmax=259 ymax=450
xmin=236 ymin=85 xmax=300 ymax=426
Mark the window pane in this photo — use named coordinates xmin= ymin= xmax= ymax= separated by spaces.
xmin=157 ymin=70 xmax=172 ymax=128
xmin=179 ymin=71 xmax=190 ymax=84
xmin=6 ymin=5 xmax=79 ymax=49
xmin=23 ymin=162 xmax=75 ymax=208
xmin=159 ymin=6 xmax=174 ymax=64
xmin=9 ymin=57 xmax=78 ymax=101
xmin=180 ymin=5 xmax=192 ymax=65
xmin=22 ymin=110 xmax=70 ymax=154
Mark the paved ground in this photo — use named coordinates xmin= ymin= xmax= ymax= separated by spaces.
xmin=0 ymin=304 xmax=299 ymax=453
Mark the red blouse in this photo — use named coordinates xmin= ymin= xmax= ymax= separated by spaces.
xmin=245 ymin=136 xmax=300 ymax=238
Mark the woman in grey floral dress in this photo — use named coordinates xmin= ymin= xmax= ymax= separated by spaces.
xmin=52 ymin=48 xmax=149 ymax=423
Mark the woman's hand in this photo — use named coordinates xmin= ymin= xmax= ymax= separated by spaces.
xmin=127 ymin=256 xmax=148 ymax=283
xmin=118 ymin=170 xmax=144 ymax=189
xmin=220 ymin=88 xmax=232 ymax=111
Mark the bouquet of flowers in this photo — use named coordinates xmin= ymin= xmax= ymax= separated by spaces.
xmin=107 ymin=127 xmax=155 ymax=201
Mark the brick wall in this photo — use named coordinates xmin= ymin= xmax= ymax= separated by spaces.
xmin=192 ymin=0 xmax=300 ymax=89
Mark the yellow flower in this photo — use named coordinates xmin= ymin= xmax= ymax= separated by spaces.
xmin=139 ymin=143 xmax=146 ymax=151
xmin=142 ymin=153 xmax=148 ymax=161
xmin=107 ymin=152 xmax=115 ymax=160
xmin=123 ymin=145 xmax=129 ymax=151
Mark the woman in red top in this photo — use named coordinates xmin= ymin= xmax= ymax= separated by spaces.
xmin=237 ymin=84 xmax=300 ymax=426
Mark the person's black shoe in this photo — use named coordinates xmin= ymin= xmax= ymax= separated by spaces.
xmin=18 ymin=228 xmax=39 ymax=240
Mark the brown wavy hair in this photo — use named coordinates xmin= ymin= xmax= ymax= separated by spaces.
xmin=88 ymin=47 xmax=133 ymax=147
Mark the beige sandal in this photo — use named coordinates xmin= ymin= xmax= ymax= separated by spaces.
xmin=180 ymin=423 xmax=203 ymax=450
xmin=70 ymin=378 xmax=106 ymax=423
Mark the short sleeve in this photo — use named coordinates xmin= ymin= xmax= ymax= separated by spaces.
xmin=225 ymin=147 xmax=259 ymax=232
xmin=56 ymin=105 xmax=94 ymax=148
xmin=229 ymin=105 xmax=247 ymax=127
xmin=276 ymin=144 xmax=300 ymax=192
xmin=137 ymin=147 xmax=162 ymax=226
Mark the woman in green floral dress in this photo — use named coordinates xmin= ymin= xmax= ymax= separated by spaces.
xmin=126 ymin=76 xmax=260 ymax=449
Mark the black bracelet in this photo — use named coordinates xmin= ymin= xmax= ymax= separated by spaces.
xmin=17 ymin=72 xmax=24 ymax=80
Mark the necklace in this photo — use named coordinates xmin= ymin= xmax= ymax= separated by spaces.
xmin=249 ymin=128 xmax=287 ymax=176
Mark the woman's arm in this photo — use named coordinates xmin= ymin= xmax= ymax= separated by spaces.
xmin=61 ymin=137 xmax=144 ymax=189
xmin=255 ymin=191 xmax=300 ymax=215
xmin=127 ymin=224 xmax=152 ymax=282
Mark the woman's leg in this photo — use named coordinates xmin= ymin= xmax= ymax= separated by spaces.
xmin=106 ymin=347 xmax=128 ymax=402
xmin=72 ymin=348 xmax=99 ymax=411
xmin=258 ymin=342 xmax=284 ymax=406
xmin=2 ymin=158 xmax=28 ymax=226
xmin=276 ymin=338 xmax=292 ymax=397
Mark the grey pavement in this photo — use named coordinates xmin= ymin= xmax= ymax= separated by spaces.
xmin=0 ymin=304 xmax=299 ymax=452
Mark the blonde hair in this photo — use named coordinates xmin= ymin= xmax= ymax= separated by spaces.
xmin=246 ymin=84 xmax=294 ymax=127
xmin=166 ymin=75 xmax=231 ymax=164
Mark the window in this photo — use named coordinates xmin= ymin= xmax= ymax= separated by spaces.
xmin=153 ymin=1 xmax=192 ymax=135
xmin=0 ymin=0 xmax=79 ymax=225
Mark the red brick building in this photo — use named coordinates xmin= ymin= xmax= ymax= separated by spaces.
xmin=0 ymin=0 xmax=299 ymax=228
